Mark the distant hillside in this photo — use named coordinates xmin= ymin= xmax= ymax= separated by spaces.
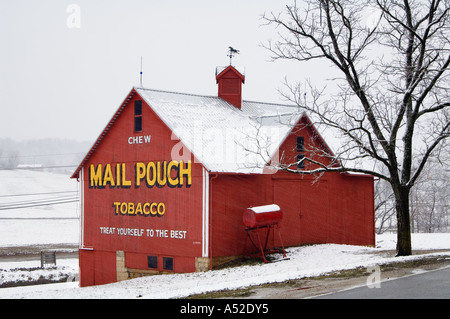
xmin=0 ymin=138 xmax=91 ymax=174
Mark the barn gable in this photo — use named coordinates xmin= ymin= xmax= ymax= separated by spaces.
xmin=276 ymin=113 xmax=341 ymax=172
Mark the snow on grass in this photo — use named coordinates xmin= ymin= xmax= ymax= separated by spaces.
xmin=0 ymin=170 xmax=80 ymax=247
xmin=0 ymin=258 xmax=78 ymax=288
xmin=0 ymin=219 xmax=79 ymax=247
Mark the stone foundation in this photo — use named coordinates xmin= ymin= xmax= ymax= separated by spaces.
xmin=195 ymin=257 xmax=210 ymax=272
xmin=116 ymin=251 xmax=128 ymax=282
xmin=115 ymin=252 xmax=218 ymax=281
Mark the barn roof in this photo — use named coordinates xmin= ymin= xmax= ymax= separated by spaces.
xmin=71 ymin=87 xmax=335 ymax=178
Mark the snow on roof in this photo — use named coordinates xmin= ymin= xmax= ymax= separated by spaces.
xmin=248 ymin=204 xmax=281 ymax=213
xmin=135 ymin=87 xmax=302 ymax=174
xmin=215 ymin=65 xmax=246 ymax=78
xmin=71 ymin=87 xmax=304 ymax=178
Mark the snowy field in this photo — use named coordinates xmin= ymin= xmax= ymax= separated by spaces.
xmin=0 ymin=169 xmax=80 ymax=247
xmin=0 ymin=170 xmax=449 ymax=299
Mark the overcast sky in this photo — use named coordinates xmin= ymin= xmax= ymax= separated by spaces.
xmin=0 ymin=0 xmax=329 ymax=143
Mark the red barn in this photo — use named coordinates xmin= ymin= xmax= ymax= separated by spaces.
xmin=71 ymin=65 xmax=374 ymax=287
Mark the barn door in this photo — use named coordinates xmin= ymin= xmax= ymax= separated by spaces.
xmin=273 ymin=179 xmax=329 ymax=246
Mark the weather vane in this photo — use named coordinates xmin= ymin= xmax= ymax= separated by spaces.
xmin=227 ymin=46 xmax=240 ymax=65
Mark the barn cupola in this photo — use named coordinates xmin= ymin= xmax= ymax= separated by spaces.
xmin=216 ymin=65 xmax=245 ymax=109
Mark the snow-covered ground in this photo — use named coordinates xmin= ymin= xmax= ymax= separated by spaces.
xmin=0 ymin=169 xmax=80 ymax=247
xmin=1 ymin=233 xmax=449 ymax=299
xmin=0 ymin=258 xmax=78 ymax=288
xmin=0 ymin=170 xmax=449 ymax=299
xmin=0 ymin=170 xmax=80 ymax=292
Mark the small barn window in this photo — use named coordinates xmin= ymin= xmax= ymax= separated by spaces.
xmin=296 ymin=136 xmax=305 ymax=169
xmin=147 ymin=255 xmax=157 ymax=269
xmin=135 ymin=100 xmax=142 ymax=115
xmin=297 ymin=154 xmax=304 ymax=169
xmin=163 ymin=257 xmax=173 ymax=271
xmin=134 ymin=100 xmax=143 ymax=132
xmin=134 ymin=117 xmax=142 ymax=132
xmin=296 ymin=136 xmax=304 ymax=152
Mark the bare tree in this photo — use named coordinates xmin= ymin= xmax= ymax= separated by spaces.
xmin=375 ymin=177 xmax=396 ymax=234
xmin=376 ymin=159 xmax=450 ymax=234
xmin=410 ymin=159 xmax=450 ymax=232
xmin=263 ymin=0 xmax=450 ymax=256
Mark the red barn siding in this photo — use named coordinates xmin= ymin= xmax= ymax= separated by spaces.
xmin=79 ymin=249 xmax=116 ymax=287
xmin=78 ymin=249 xmax=94 ymax=287
xmin=209 ymin=171 xmax=374 ymax=260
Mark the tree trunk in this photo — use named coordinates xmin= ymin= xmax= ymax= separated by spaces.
xmin=394 ymin=186 xmax=412 ymax=256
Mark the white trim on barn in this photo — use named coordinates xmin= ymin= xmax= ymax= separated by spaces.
xmin=80 ymin=167 xmax=85 ymax=249
xmin=202 ymin=167 xmax=209 ymax=258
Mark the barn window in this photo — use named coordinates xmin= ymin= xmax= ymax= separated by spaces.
xmin=135 ymin=117 xmax=142 ymax=132
xmin=296 ymin=136 xmax=305 ymax=169
xmin=163 ymin=257 xmax=173 ymax=271
xmin=296 ymin=136 xmax=304 ymax=152
xmin=134 ymin=100 xmax=143 ymax=132
xmin=297 ymin=154 xmax=304 ymax=169
xmin=147 ymin=255 xmax=157 ymax=269
xmin=135 ymin=100 xmax=142 ymax=115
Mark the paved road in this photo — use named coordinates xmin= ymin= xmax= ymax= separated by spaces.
xmin=314 ymin=266 xmax=450 ymax=299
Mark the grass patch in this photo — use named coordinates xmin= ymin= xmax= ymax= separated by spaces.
xmin=379 ymin=255 xmax=450 ymax=272
xmin=187 ymin=288 xmax=255 ymax=299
